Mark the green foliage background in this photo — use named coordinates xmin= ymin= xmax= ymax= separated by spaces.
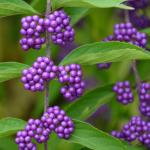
xmin=0 ymin=0 xmax=150 ymax=150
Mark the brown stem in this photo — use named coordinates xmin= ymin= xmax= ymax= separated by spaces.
xmin=132 ymin=61 xmax=141 ymax=91
xmin=44 ymin=0 xmax=51 ymax=149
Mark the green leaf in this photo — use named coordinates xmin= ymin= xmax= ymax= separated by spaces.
xmin=65 ymin=85 xmax=114 ymax=120
xmin=52 ymin=0 xmax=133 ymax=10
xmin=0 ymin=137 xmax=18 ymax=150
xmin=0 ymin=118 xmax=26 ymax=138
xmin=65 ymin=7 xmax=89 ymax=25
xmin=141 ymin=28 xmax=150 ymax=36
xmin=0 ymin=0 xmax=39 ymax=18
xmin=0 ymin=62 xmax=29 ymax=82
xmin=69 ymin=119 xmax=126 ymax=150
xmin=60 ymin=42 xmax=150 ymax=66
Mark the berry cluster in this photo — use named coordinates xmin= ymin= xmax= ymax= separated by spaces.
xmin=58 ymin=64 xmax=85 ymax=101
xmin=139 ymin=82 xmax=150 ymax=117
xmin=45 ymin=10 xmax=75 ymax=45
xmin=113 ymin=81 xmax=134 ymax=105
xmin=20 ymin=16 xmax=45 ymax=51
xmin=127 ymin=0 xmax=150 ymax=29
xmin=113 ymin=22 xmax=147 ymax=48
xmin=20 ymin=10 xmax=75 ymax=51
xmin=15 ymin=106 xmax=74 ymax=150
xmin=112 ymin=116 xmax=150 ymax=148
xmin=21 ymin=57 xmax=57 ymax=92
xmin=127 ymin=0 xmax=149 ymax=9
xmin=21 ymin=57 xmax=85 ymax=101
xmin=97 ymin=22 xmax=147 ymax=70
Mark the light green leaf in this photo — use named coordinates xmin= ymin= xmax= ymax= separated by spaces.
xmin=65 ymin=85 xmax=114 ymax=120
xmin=0 ymin=118 xmax=26 ymax=138
xmin=0 ymin=62 xmax=29 ymax=82
xmin=52 ymin=0 xmax=133 ymax=10
xmin=65 ymin=7 xmax=89 ymax=25
xmin=69 ymin=119 xmax=126 ymax=150
xmin=0 ymin=0 xmax=39 ymax=18
xmin=60 ymin=42 xmax=150 ymax=65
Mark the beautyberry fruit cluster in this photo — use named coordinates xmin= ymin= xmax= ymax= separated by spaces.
xmin=112 ymin=116 xmax=150 ymax=148
xmin=21 ymin=57 xmax=85 ymax=101
xmin=58 ymin=64 xmax=85 ymax=101
xmin=45 ymin=10 xmax=75 ymax=45
xmin=113 ymin=81 xmax=134 ymax=105
xmin=139 ymin=82 xmax=150 ymax=117
xmin=113 ymin=22 xmax=147 ymax=48
xmin=15 ymin=106 xmax=74 ymax=150
xmin=127 ymin=0 xmax=150 ymax=29
xmin=20 ymin=10 xmax=74 ymax=51
xmin=21 ymin=57 xmax=57 ymax=92
xmin=20 ymin=15 xmax=45 ymax=51
xmin=97 ymin=22 xmax=147 ymax=70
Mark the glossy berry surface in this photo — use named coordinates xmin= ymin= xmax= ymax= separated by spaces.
xmin=113 ymin=22 xmax=147 ymax=48
xmin=58 ymin=64 xmax=85 ymax=101
xmin=20 ymin=15 xmax=45 ymax=51
xmin=113 ymin=81 xmax=134 ymax=105
xmin=21 ymin=56 xmax=57 ymax=92
xmin=16 ymin=106 xmax=74 ymax=149
xmin=112 ymin=116 xmax=149 ymax=142
xmin=139 ymin=82 xmax=150 ymax=117
xmin=41 ymin=106 xmax=74 ymax=139
xmin=44 ymin=10 xmax=75 ymax=45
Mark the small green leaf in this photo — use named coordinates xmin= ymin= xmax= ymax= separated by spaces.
xmin=0 ymin=118 xmax=26 ymax=138
xmin=64 ymin=7 xmax=89 ymax=25
xmin=60 ymin=42 xmax=150 ymax=65
xmin=0 ymin=62 xmax=29 ymax=82
xmin=0 ymin=0 xmax=39 ymax=18
xmin=52 ymin=0 xmax=133 ymax=10
xmin=65 ymin=85 xmax=114 ymax=120
xmin=69 ymin=119 xmax=126 ymax=150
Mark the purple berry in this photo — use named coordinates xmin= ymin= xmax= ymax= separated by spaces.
xmin=44 ymin=10 xmax=75 ymax=46
xmin=113 ymin=81 xmax=134 ymax=105
xmin=21 ymin=57 xmax=57 ymax=92
xmin=58 ymin=64 xmax=85 ymax=101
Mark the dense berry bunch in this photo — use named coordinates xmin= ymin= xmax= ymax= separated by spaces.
xmin=113 ymin=81 xmax=134 ymax=105
xmin=44 ymin=10 xmax=75 ymax=45
xmin=41 ymin=106 xmax=74 ymax=139
xmin=58 ymin=64 xmax=85 ymax=101
xmin=16 ymin=106 xmax=74 ymax=149
xmin=20 ymin=16 xmax=45 ymax=51
xmin=113 ymin=22 xmax=147 ymax=48
xmin=112 ymin=116 xmax=150 ymax=148
xmin=127 ymin=0 xmax=149 ymax=9
xmin=129 ymin=11 xmax=150 ymax=29
xmin=21 ymin=57 xmax=57 ymax=92
xmin=15 ymin=119 xmax=50 ymax=150
xmin=139 ymin=82 xmax=150 ymax=117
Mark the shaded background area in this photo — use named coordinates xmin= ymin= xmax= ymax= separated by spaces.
xmin=0 ymin=0 xmax=150 ymax=149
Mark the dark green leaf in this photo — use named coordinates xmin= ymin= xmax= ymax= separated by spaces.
xmin=0 ymin=62 xmax=29 ymax=82
xmin=0 ymin=0 xmax=39 ymax=18
xmin=64 ymin=7 xmax=89 ymax=25
xmin=65 ymin=85 xmax=114 ymax=120
xmin=52 ymin=0 xmax=133 ymax=10
xmin=69 ymin=119 xmax=126 ymax=150
xmin=60 ymin=42 xmax=150 ymax=65
xmin=0 ymin=118 xmax=26 ymax=138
